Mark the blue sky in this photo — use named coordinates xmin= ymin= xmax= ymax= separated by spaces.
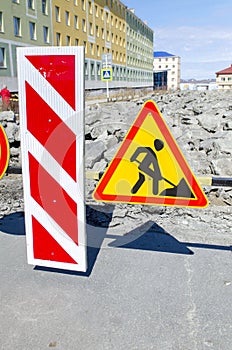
xmin=124 ymin=0 xmax=232 ymax=79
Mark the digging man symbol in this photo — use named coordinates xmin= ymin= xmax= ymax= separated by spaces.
xmin=130 ymin=137 xmax=194 ymax=199
xmin=130 ymin=138 xmax=164 ymax=195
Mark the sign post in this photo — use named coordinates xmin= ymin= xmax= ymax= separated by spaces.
xmin=17 ymin=47 xmax=87 ymax=272
xmin=101 ymin=53 xmax=112 ymax=101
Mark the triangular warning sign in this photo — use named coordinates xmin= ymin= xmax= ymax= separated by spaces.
xmin=103 ymin=71 xmax=110 ymax=78
xmin=25 ymin=55 xmax=76 ymax=110
xmin=0 ymin=124 xmax=9 ymax=179
xmin=93 ymin=100 xmax=208 ymax=208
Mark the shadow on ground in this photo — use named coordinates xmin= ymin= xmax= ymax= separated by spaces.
xmin=108 ymin=221 xmax=193 ymax=255
xmin=0 ymin=208 xmax=231 ymax=277
xmin=0 ymin=211 xmax=25 ymax=235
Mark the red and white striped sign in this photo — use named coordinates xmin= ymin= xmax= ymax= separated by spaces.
xmin=17 ymin=47 xmax=86 ymax=272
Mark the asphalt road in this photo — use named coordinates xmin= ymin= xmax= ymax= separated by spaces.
xmin=0 ymin=205 xmax=232 ymax=350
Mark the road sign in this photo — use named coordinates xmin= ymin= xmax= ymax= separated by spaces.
xmin=101 ymin=68 xmax=113 ymax=81
xmin=0 ymin=124 xmax=9 ymax=179
xmin=17 ymin=47 xmax=87 ymax=272
xmin=93 ymin=100 xmax=208 ymax=208
xmin=102 ymin=53 xmax=112 ymax=67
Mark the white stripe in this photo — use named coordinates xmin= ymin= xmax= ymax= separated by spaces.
xmin=21 ymin=56 xmax=82 ymax=135
xmin=26 ymin=132 xmax=80 ymax=203
xmin=26 ymin=131 xmax=86 ymax=249
xmin=30 ymin=197 xmax=86 ymax=266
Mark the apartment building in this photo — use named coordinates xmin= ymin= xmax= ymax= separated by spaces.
xmin=126 ymin=8 xmax=154 ymax=86
xmin=216 ymin=64 xmax=232 ymax=90
xmin=153 ymin=51 xmax=180 ymax=91
xmin=0 ymin=0 xmax=52 ymax=89
xmin=52 ymin=0 xmax=128 ymax=88
xmin=0 ymin=0 xmax=154 ymax=91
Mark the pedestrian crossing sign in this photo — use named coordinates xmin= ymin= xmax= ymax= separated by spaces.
xmin=101 ymin=68 xmax=113 ymax=81
xmin=93 ymin=100 xmax=209 ymax=208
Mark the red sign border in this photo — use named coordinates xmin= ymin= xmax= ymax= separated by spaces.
xmin=0 ymin=124 xmax=10 ymax=179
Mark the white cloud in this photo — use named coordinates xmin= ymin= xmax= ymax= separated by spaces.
xmin=154 ymin=25 xmax=232 ymax=78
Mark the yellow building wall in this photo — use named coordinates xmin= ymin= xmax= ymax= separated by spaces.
xmin=52 ymin=0 xmax=126 ymax=66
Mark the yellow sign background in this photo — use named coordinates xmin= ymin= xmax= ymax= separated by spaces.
xmin=102 ymin=113 xmax=190 ymax=198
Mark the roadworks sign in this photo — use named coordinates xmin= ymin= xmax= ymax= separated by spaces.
xmin=0 ymin=124 xmax=9 ymax=179
xmin=93 ymin=100 xmax=208 ymax=208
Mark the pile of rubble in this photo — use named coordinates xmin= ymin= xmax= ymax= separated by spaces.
xmin=1 ymin=89 xmax=232 ymax=219
xmin=85 ymin=90 xmax=232 ymax=207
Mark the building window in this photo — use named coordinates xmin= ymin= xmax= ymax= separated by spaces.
xmin=42 ymin=0 xmax=47 ymax=14
xmin=74 ymin=15 xmax=78 ymax=29
xmin=75 ymin=38 xmax=79 ymax=46
xmin=74 ymin=0 xmax=78 ymax=5
xmin=12 ymin=0 xmax=20 ymax=3
xmin=0 ymin=48 xmax=5 ymax=68
xmin=66 ymin=36 xmax=71 ymax=45
xmin=95 ymin=5 xmax=98 ymax=17
xmin=83 ymin=41 xmax=87 ymax=54
xmin=82 ymin=0 xmax=85 ymax=10
xmin=43 ymin=26 xmax=49 ymax=43
xmin=91 ymin=63 xmax=94 ymax=78
xmin=65 ymin=11 xmax=70 ymax=26
xmin=85 ymin=62 xmax=88 ymax=77
xmin=96 ymin=25 xmax=99 ymax=37
xmin=0 ymin=12 xmax=3 ymax=32
xmin=89 ymin=22 xmax=93 ymax=35
xmin=56 ymin=32 xmax=61 ymax=46
xmin=28 ymin=0 xmax=34 ymax=9
xmin=13 ymin=17 xmax=21 ymax=36
xmin=55 ymin=6 xmax=60 ymax=22
xmin=89 ymin=1 xmax=92 ymax=14
xmin=96 ymin=45 xmax=100 ymax=56
xmin=29 ymin=22 xmax=36 ymax=40
xmin=82 ymin=19 xmax=86 ymax=32
xmin=90 ymin=43 xmax=94 ymax=55
xmin=97 ymin=63 xmax=100 ymax=79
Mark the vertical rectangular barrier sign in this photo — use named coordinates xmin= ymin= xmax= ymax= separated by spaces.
xmin=17 ymin=47 xmax=87 ymax=272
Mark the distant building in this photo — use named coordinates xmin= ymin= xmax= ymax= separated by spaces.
xmin=216 ymin=64 xmax=232 ymax=90
xmin=153 ymin=51 xmax=180 ymax=90
xmin=0 ymin=0 xmax=52 ymax=90
xmin=0 ymin=0 xmax=154 ymax=91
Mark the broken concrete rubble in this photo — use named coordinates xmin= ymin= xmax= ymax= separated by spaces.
xmin=1 ymin=89 xmax=232 ymax=219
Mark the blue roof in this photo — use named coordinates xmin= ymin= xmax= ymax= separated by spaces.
xmin=154 ymin=51 xmax=175 ymax=57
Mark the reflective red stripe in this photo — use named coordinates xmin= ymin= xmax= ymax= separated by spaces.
xmin=32 ymin=216 xmax=77 ymax=264
xmin=25 ymin=54 xmax=76 ymax=110
xmin=26 ymin=82 xmax=76 ymax=181
xmin=29 ymin=153 xmax=78 ymax=244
